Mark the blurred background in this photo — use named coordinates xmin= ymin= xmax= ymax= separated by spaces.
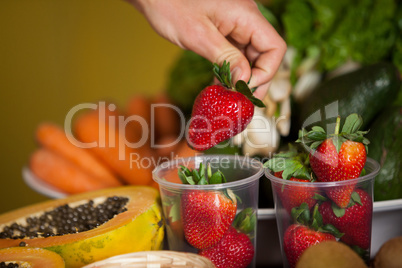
xmin=0 ymin=0 xmax=180 ymax=213
xmin=1 ymin=0 xmax=401 ymax=215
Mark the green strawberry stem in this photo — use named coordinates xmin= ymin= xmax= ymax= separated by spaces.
xmin=334 ymin=116 xmax=341 ymax=135
xmin=297 ymin=113 xmax=370 ymax=153
xmin=213 ymin=61 xmax=265 ymax=108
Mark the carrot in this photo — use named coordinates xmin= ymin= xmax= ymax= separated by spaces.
xmin=148 ymin=180 xmax=160 ymax=190
xmin=174 ymin=140 xmax=201 ymax=159
xmin=73 ymin=109 xmax=153 ymax=186
xmin=36 ymin=123 xmax=122 ymax=187
xmin=30 ymin=149 xmax=108 ymax=194
xmin=155 ymin=135 xmax=181 ymax=159
xmin=152 ymin=92 xmax=181 ymax=140
xmin=125 ymin=95 xmax=152 ymax=147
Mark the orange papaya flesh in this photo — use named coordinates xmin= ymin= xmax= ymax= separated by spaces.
xmin=0 ymin=186 xmax=164 ymax=268
xmin=0 ymin=247 xmax=65 ymax=267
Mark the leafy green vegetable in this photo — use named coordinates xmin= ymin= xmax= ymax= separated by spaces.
xmin=257 ymin=2 xmax=281 ymax=32
xmin=392 ymin=4 xmax=402 ymax=74
xmin=282 ymin=0 xmax=399 ymax=72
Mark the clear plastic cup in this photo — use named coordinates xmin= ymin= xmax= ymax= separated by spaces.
xmin=152 ymin=155 xmax=264 ymax=268
xmin=265 ymin=158 xmax=380 ymax=268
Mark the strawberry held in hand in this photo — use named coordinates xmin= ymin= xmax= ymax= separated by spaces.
xmin=179 ymin=163 xmax=237 ymax=249
xmin=199 ymin=226 xmax=254 ymax=268
xmin=297 ymin=114 xmax=369 ymax=208
xmin=187 ymin=61 xmax=265 ymax=151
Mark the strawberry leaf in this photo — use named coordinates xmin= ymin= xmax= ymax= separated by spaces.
xmin=186 ymin=175 xmax=196 ymax=185
xmin=331 ymin=202 xmax=346 ymax=218
xmin=341 ymin=113 xmax=363 ymax=134
xmin=313 ymin=193 xmax=327 ymax=202
xmin=307 ymin=131 xmax=327 ymax=141
xmin=310 ymin=141 xmax=323 ymax=150
xmin=351 ymin=191 xmax=363 ymax=206
xmin=321 ymin=224 xmax=344 ymax=238
xmin=233 ymin=207 xmax=256 ymax=234
xmin=264 ymin=143 xmax=314 ymax=181
xmin=282 ymin=161 xmax=303 ymax=180
xmin=168 ymin=201 xmax=181 ymax=222
xmin=223 ymin=189 xmax=237 ymax=203
xmin=235 ymin=80 xmax=266 ymax=108
xmin=178 ymin=169 xmax=188 ymax=184
xmin=310 ymin=204 xmax=323 ymax=231
xmin=332 ymin=137 xmax=342 ymax=154
xmin=263 ymin=157 xmax=286 ymax=172
xmin=292 ymin=168 xmax=312 ymax=181
xmin=213 ymin=60 xmax=233 ymax=88
xmin=179 ymin=163 xmax=228 ymax=186
xmin=209 ymin=171 xmax=224 ymax=184
xmin=351 ymin=245 xmax=370 ymax=260
xmin=198 ymin=176 xmax=208 ymax=185
xmin=291 ymin=203 xmax=310 ymax=225
xmin=296 ymin=127 xmax=326 ymax=148
xmin=192 ymin=169 xmax=201 ymax=184
xmin=311 ymin=126 xmax=325 ymax=133
xmin=178 ymin=166 xmax=192 ymax=183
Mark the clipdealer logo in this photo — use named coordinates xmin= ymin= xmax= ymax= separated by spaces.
xmin=61 ymin=100 xmax=300 ymax=168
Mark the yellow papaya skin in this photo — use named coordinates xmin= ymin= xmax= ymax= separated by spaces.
xmin=0 ymin=186 xmax=164 ymax=268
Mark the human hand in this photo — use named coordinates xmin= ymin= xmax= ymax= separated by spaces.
xmin=126 ymin=0 xmax=286 ymax=99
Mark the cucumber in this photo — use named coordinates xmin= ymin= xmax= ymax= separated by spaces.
xmin=367 ymin=106 xmax=402 ymax=201
xmin=294 ymin=62 xmax=401 ymax=134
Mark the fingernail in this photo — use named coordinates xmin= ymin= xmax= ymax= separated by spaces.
xmin=231 ymin=67 xmax=242 ymax=82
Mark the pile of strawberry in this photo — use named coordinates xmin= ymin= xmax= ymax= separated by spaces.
xmin=173 ymin=163 xmax=256 ymax=268
xmin=264 ymin=113 xmax=372 ymax=268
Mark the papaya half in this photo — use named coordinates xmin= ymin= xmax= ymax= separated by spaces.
xmin=0 ymin=247 xmax=65 ymax=267
xmin=367 ymin=106 xmax=402 ymax=201
xmin=0 ymin=186 xmax=164 ymax=268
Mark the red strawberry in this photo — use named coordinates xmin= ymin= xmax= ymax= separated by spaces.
xmin=274 ymin=171 xmax=317 ymax=213
xmin=264 ymin=144 xmax=317 ymax=213
xmin=284 ymin=224 xmax=336 ymax=268
xmin=181 ymin=189 xmax=237 ymax=249
xmin=178 ymin=163 xmax=237 ymax=249
xmin=319 ymin=188 xmax=373 ymax=249
xmin=283 ymin=203 xmax=342 ymax=268
xmin=187 ymin=61 xmax=265 ymax=151
xmin=298 ymin=114 xmax=369 ymax=208
xmin=199 ymin=226 xmax=254 ymax=268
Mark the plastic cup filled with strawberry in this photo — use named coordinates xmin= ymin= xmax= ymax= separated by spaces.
xmin=264 ymin=114 xmax=381 ymax=268
xmin=152 ymin=155 xmax=264 ymax=268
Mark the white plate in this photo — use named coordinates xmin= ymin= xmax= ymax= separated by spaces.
xmin=22 ymin=167 xmax=67 ymax=199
